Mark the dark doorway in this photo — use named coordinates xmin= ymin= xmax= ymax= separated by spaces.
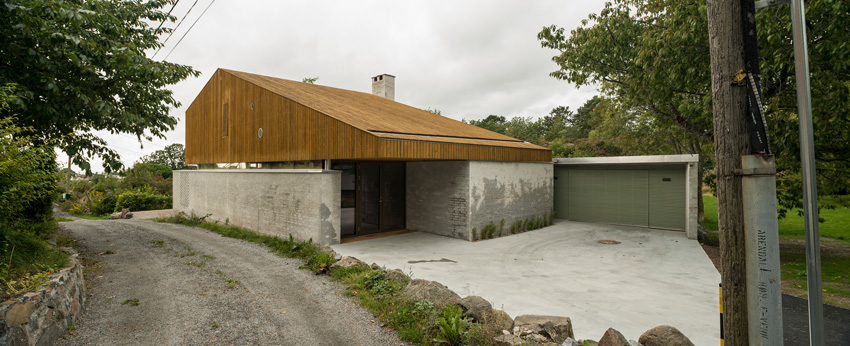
xmin=334 ymin=161 xmax=406 ymax=238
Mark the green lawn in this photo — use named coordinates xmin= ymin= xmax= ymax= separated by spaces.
xmin=702 ymin=194 xmax=850 ymax=308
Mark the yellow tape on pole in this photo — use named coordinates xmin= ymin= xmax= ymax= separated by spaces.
xmin=719 ymin=283 xmax=724 ymax=346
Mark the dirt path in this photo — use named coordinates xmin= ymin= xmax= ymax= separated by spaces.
xmin=56 ymin=219 xmax=405 ymax=346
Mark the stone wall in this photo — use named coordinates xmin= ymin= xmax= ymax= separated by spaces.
xmin=406 ymin=161 xmax=470 ymax=240
xmin=468 ymin=161 xmax=553 ymax=239
xmin=0 ymin=251 xmax=85 ymax=346
xmin=173 ymin=170 xmax=341 ymax=245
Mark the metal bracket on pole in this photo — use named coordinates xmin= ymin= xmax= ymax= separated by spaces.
xmin=755 ymin=0 xmax=789 ymax=9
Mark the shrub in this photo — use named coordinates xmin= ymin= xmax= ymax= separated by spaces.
xmin=433 ymin=305 xmax=470 ymax=345
xmin=511 ymin=220 xmax=521 ymax=234
xmin=121 ymin=162 xmax=173 ymax=195
xmin=499 ymin=218 xmax=505 ymax=236
xmin=483 ymin=222 xmax=497 ymax=239
xmin=115 ymin=189 xmax=172 ymax=212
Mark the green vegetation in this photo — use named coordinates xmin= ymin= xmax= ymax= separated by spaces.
xmin=702 ymin=195 xmax=850 ymax=308
xmin=0 ymin=85 xmax=68 ymax=300
xmin=121 ymin=299 xmax=140 ymax=306
xmin=159 ymin=213 xmax=496 ymax=345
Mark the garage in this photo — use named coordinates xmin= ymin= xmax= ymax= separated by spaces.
xmin=553 ymin=155 xmax=699 ymax=239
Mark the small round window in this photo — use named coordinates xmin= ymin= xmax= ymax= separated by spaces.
xmin=258 ymin=128 xmax=263 ymax=138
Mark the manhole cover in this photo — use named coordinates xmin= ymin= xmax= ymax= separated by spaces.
xmin=598 ymin=240 xmax=621 ymax=245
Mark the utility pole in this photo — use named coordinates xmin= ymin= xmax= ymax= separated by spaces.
xmin=706 ymin=0 xmax=752 ymax=344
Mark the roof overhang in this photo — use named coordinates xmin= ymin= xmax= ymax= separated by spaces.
xmin=554 ymin=154 xmax=698 ymax=166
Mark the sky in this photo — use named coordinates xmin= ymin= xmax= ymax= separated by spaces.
xmin=60 ymin=0 xmax=609 ymax=173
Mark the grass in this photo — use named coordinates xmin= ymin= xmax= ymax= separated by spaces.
xmin=71 ymin=213 xmax=109 ymax=220
xmin=702 ymin=194 xmax=850 ymax=308
xmin=54 ymin=217 xmax=74 ymax=222
xmin=1 ymin=219 xmax=71 ymax=300
xmin=158 ymin=212 xmax=496 ymax=345
xmin=121 ymin=298 xmax=140 ymax=306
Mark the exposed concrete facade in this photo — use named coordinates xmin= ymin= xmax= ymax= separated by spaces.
xmin=407 ymin=161 xmax=553 ymax=241
xmin=468 ymin=161 xmax=554 ymax=238
xmin=173 ymin=170 xmax=341 ymax=244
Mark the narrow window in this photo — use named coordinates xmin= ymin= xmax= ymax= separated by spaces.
xmin=222 ymin=104 xmax=229 ymax=138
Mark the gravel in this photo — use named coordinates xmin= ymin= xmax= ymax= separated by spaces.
xmin=56 ymin=219 xmax=406 ymax=346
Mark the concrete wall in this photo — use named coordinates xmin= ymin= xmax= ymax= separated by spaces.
xmin=685 ymin=162 xmax=699 ymax=239
xmin=406 ymin=161 xmax=553 ymax=241
xmin=406 ymin=161 xmax=470 ymax=240
xmin=468 ymin=161 xmax=554 ymax=238
xmin=173 ymin=170 xmax=341 ymax=245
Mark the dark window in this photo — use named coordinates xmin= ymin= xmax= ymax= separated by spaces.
xmin=222 ymin=104 xmax=229 ymax=138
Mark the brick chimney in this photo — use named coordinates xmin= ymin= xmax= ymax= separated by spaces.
xmin=371 ymin=74 xmax=395 ymax=100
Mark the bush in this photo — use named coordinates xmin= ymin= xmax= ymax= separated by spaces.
xmin=483 ymin=222 xmax=497 ymax=239
xmin=121 ymin=162 xmax=173 ymax=195
xmin=115 ymin=189 xmax=172 ymax=212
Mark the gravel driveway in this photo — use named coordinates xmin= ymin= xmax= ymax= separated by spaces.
xmin=56 ymin=219 xmax=405 ymax=346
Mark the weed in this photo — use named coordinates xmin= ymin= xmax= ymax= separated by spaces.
xmin=511 ymin=220 xmax=521 ymax=234
xmin=499 ymin=218 xmax=505 ymax=237
xmin=472 ymin=227 xmax=478 ymax=241
xmin=433 ymin=305 xmax=469 ymax=345
xmin=413 ymin=299 xmax=435 ymax=318
xmin=301 ymin=252 xmax=335 ymax=274
xmin=211 ymin=322 xmax=220 ymax=329
xmin=121 ymin=299 xmax=140 ymax=306
xmin=187 ymin=261 xmax=205 ymax=268
xmin=55 ymin=217 xmax=74 ymax=222
xmin=201 ymin=254 xmax=216 ymax=261
xmin=483 ymin=222 xmax=497 ymax=239
xmin=67 ymin=324 xmax=76 ymax=331
xmin=226 ymin=279 xmax=240 ymax=288
xmin=150 ymin=240 xmax=165 ymax=248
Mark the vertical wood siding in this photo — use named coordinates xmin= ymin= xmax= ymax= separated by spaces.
xmin=185 ymin=70 xmax=551 ymax=164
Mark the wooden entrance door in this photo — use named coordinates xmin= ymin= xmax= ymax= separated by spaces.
xmin=356 ymin=162 xmax=406 ymax=235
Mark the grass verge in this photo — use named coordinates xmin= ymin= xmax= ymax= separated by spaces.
xmin=158 ymin=212 xmax=495 ymax=345
xmin=1 ymin=219 xmax=71 ymax=300
xmin=701 ymin=194 xmax=850 ymax=309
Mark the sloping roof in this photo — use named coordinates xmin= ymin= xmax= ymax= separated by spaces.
xmin=223 ymin=69 xmax=538 ymax=148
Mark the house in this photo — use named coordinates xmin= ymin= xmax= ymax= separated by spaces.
xmin=174 ymin=69 xmax=553 ymax=245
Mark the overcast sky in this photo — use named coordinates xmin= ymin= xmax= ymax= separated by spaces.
xmin=62 ymin=0 xmax=609 ymax=173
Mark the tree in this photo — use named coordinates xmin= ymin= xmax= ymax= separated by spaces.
xmin=0 ymin=0 xmax=199 ymax=173
xmin=141 ymin=143 xmax=186 ymax=170
xmin=537 ymin=0 xmax=850 ymax=215
xmin=467 ymin=115 xmax=508 ymax=135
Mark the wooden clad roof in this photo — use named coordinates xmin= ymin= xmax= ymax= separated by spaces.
xmin=184 ymin=69 xmax=551 ymax=164
xmin=224 ymin=69 xmax=529 ymax=143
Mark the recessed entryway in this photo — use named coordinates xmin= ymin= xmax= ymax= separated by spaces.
xmin=334 ymin=161 xmax=406 ymax=239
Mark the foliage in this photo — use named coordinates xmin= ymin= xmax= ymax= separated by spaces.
xmin=0 ymin=0 xmax=200 ymax=173
xmin=120 ymin=162 xmax=173 ymax=195
xmin=114 ymin=188 xmax=172 ymax=212
xmin=482 ymin=222 xmax=497 ymax=239
xmin=538 ymin=0 xmax=850 ymax=210
xmin=141 ymin=143 xmax=186 ymax=171
xmin=433 ymin=305 xmax=470 ymax=345
xmin=302 ymin=77 xmax=319 ymax=84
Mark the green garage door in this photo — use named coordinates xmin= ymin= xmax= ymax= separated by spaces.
xmin=553 ymin=166 xmax=686 ymax=230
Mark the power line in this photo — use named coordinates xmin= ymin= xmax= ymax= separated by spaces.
xmin=154 ymin=0 xmax=180 ymax=32
xmin=163 ymin=0 xmax=216 ymax=60
xmin=152 ymin=0 xmax=200 ymax=59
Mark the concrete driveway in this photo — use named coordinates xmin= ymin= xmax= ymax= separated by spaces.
xmin=332 ymin=219 xmax=721 ymax=345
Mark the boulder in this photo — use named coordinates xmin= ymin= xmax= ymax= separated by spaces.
xmin=562 ymin=337 xmax=581 ymax=346
xmin=384 ymin=269 xmax=410 ymax=285
xmin=514 ymin=314 xmax=574 ymax=343
xmin=485 ymin=309 xmax=514 ymax=334
xmin=109 ymin=208 xmax=133 ymax=220
xmin=329 ymin=256 xmax=367 ymax=271
xmin=459 ymin=296 xmax=493 ymax=322
xmin=399 ymin=279 xmax=461 ymax=308
xmin=493 ymin=334 xmax=526 ymax=346
xmin=598 ymin=328 xmax=630 ymax=346
xmin=638 ymin=325 xmax=694 ymax=346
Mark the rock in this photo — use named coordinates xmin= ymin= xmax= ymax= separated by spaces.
xmin=530 ymin=333 xmax=551 ymax=343
xmin=370 ymin=262 xmax=382 ymax=270
xmin=514 ymin=314 xmax=574 ymax=343
xmin=6 ymin=301 xmax=34 ymax=326
xmin=598 ymin=328 xmax=630 ymax=346
xmin=319 ymin=244 xmax=337 ymax=258
xmin=399 ymin=279 xmax=461 ymax=308
xmin=638 ymin=325 xmax=694 ymax=346
xmin=459 ymin=296 xmax=493 ymax=322
xmin=493 ymin=334 xmax=526 ymax=346
xmin=329 ymin=256 xmax=367 ymax=270
xmin=485 ymin=309 xmax=514 ymax=334
xmin=109 ymin=208 xmax=133 ymax=219
xmin=384 ymin=269 xmax=409 ymax=285
xmin=562 ymin=337 xmax=581 ymax=346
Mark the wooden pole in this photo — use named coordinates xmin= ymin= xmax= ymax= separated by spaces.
xmin=706 ymin=0 xmax=752 ymax=344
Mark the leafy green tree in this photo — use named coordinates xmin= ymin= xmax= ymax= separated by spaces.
xmin=0 ymin=0 xmax=199 ymax=173
xmin=466 ymin=115 xmax=508 ymax=135
xmin=538 ymin=0 xmax=850 ymax=214
xmin=0 ymin=84 xmax=59 ymax=234
xmin=141 ymin=143 xmax=186 ymax=170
